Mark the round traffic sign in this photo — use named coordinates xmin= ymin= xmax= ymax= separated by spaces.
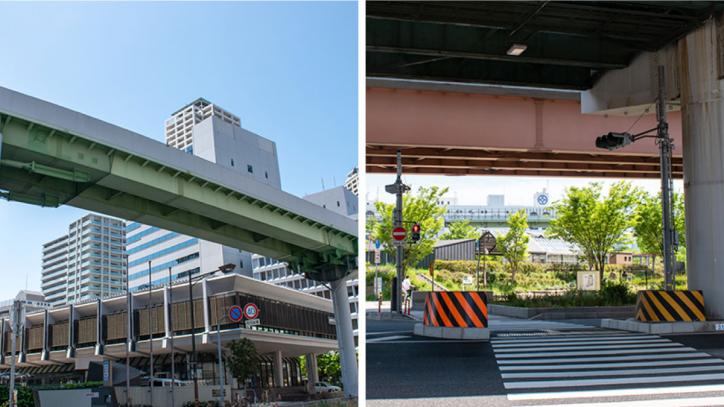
xmin=243 ymin=303 xmax=260 ymax=320
xmin=392 ymin=227 xmax=406 ymax=241
xmin=228 ymin=305 xmax=243 ymax=322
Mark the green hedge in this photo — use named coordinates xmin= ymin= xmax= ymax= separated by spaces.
xmin=497 ymin=282 xmax=637 ymax=307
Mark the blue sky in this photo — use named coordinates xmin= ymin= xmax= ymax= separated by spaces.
xmin=0 ymin=2 xmax=357 ymax=298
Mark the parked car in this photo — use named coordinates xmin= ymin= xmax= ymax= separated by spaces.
xmin=314 ymin=382 xmax=341 ymax=393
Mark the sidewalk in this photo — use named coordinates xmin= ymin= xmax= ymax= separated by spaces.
xmin=365 ymin=301 xmax=422 ymax=320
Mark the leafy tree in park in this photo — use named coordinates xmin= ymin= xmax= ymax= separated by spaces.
xmin=225 ymin=338 xmax=259 ymax=388
xmin=633 ymin=191 xmax=686 ymax=268
xmin=368 ymin=186 xmax=448 ymax=270
xmin=498 ymin=209 xmax=529 ymax=282
xmin=439 ymin=220 xmax=479 ymax=240
xmin=317 ymin=351 xmax=342 ymax=386
xmin=548 ymin=181 xmax=640 ymax=283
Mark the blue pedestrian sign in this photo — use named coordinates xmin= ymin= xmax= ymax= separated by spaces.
xmin=375 ymin=239 xmax=381 ymax=249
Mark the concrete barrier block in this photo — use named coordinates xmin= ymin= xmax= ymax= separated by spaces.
xmin=461 ymin=328 xmax=490 ymax=341
xmin=671 ymin=322 xmax=696 ymax=333
xmin=442 ymin=327 xmax=463 ymax=340
xmin=649 ymin=322 xmax=674 ymax=334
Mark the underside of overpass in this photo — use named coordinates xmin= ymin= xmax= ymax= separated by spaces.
xmin=366 ymin=1 xmax=723 ymax=179
xmin=367 ymin=1 xmax=724 ymax=321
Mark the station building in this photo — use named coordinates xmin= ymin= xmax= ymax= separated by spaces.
xmin=0 ymin=274 xmax=337 ymax=399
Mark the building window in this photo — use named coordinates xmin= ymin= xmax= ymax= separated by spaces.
xmin=230 ymin=158 xmax=235 ymax=167
xmin=265 ymin=171 xmax=269 ymax=179
xmin=247 ymin=165 xmax=253 ymax=174
xmin=337 ymin=201 xmax=341 ymax=207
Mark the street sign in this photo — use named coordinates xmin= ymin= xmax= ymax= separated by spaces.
xmin=392 ymin=227 xmax=406 ymax=241
xmin=374 ymin=249 xmax=381 ymax=264
xmin=103 ymin=360 xmax=110 ymax=384
xmin=374 ymin=277 xmax=383 ymax=296
xmin=245 ymin=319 xmax=260 ymax=328
xmin=375 ymin=239 xmax=381 ymax=249
xmin=243 ymin=303 xmax=260 ymax=320
xmin=478 ymin=231 xmax=497 ymax=253
xmin=462 ymin=275 xmax=473 ymax=285
xmin=228 ymin=305 xmax=243 ymax=323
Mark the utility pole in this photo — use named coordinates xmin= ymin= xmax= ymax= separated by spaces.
xmin=147 ymin=261 xmax=154 ymax=406
xmin=168 ymin=267 xmax=175 ymax=407
xmin=9 ymin=299 xmax=22 ymax=407
xmin=217 ymin=318 xmax=224 ymax=406
xmin=188 ymin=273 xmax=200 ymax=406
xmin=125 ymin=275 xmax=131 ymax=407
xmin=385 ymin=150 xmax=409 ymax=313
xmin=657 ymin=65 xmax=677 ymax=291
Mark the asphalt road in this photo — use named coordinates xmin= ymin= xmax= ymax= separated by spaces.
xmin=366 ymin=315 xmax=724 ymax=406
xmin=367 ymin=317 xmax=510 ymax=406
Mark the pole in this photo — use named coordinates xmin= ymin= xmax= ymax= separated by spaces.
xmin=168 ymin=267 xmax=175 ymax=407
xmin=483 ymin=251 xmax=488 ymax=287
xmin=125 ymin=276 xmax=131 ymax=407
xmin=394 ymin=150 xmax=404 ymax=313
xmin=657 ymin=65 xmax=676 ymax=291
xmin=476 ymin=251 xmax=481 ymax=291
xmin=189 ymin=274 xmax=200 ymax=406
xmin=9 ymin=300 xmax=19 ymax=407
xmin=147 ymin=261 xmax=154 ymax=406
xmin=217 ymin=319 xmax=224 ymax=406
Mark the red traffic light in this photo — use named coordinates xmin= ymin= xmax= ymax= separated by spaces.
xmin=412 ymin=223 xmax=421 ymax=233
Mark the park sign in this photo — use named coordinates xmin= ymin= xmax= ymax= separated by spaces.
xmin=478 ymin=231 xmax=497 ymax=254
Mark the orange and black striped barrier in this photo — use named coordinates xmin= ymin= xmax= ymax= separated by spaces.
xmin=423 ymin=291 xmax=488 ymax=328
xmin=635 ymin=290 xmax=706 ymax=322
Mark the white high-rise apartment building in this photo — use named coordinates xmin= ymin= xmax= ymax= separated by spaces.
xmin=41 ymin=214 xmax=127 ymax=307
xmin=344 ymin=167 xmax=358 ymax=196
xmin=127 ymin=98 xmax=281 ymax=291
xmin=165 ymin=98 xmax=241 ymax=153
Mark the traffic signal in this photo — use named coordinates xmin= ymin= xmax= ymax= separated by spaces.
xmin=595 ymin=132 xmax=633 ymax=151
xmin=411 ymin=223 xmax=421 ymax=242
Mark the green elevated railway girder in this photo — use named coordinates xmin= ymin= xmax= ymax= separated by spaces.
xmin=0 ymin=88 xmax=356 ymax=281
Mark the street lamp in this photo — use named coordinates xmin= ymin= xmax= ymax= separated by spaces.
xmin=183 ymin=268 xmax=219 ymax=407
xmin=215 ymin=263 xmax=235 ymax=406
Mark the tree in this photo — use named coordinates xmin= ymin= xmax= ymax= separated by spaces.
xmin=498 ymin=210 xmax=529 ymax=282
xmin=368 ymin=186 xmax=448 ymax=270
xmin=439 ymin=220 xmax=479 ymax=240
xmin=225 ymin=338 xmax=258 ymax=388
xmin=317 ymin=351 xmax=342 ymax=386
xmin=634 ymin=191 xmax=686 ymax=270
xmin=548 ymin=181 xmax=640 ymax=283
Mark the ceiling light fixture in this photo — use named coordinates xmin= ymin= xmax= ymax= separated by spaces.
xmin=506 ymin=44 xmax=527 ymax=56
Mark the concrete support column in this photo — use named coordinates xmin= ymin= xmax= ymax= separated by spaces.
xmin=202 ymin=279 xmax=210 ymax=344
xmin=95 ymin=298 xmax=104 ymax=356
xmin=41 ymin=310 xmax=51 ymax=361
xmin=680 ymin=17 xmax=724 ymax=318
xmin=163 ymin=286 xmax=171 ymax=342
xmin=305 ymin=353 xmax=318 ymax=394
xmin=66 ymin=304 xmax=76 ymax=359
xmin=0 ymin=319 xmax=5 ymax=365
xmin=273 ymin=350 xmax=284 ymax=388
xmin=330 ymin=276 xmax=357 ymax=397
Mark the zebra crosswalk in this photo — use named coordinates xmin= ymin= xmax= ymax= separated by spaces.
xmin=492 ymin=330 xmax=724 ymax=406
